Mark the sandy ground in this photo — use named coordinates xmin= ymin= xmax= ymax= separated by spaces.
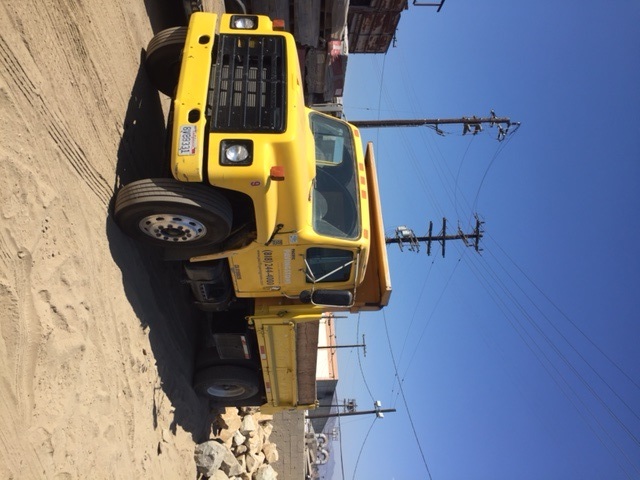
xmin=0 ymin=1 xmax=228 ymax=478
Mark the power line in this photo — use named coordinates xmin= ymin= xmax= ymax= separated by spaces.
xmin=459 ymin=248 xmax=638 ymax=479
xmin=393 ymin=258 xmax=436 ymax=397
xmin=351 ymin=417 xmax=378 ymax=480
xmin=348 ymin=37 xmax=637 ymax=478
xmin=483 ymin=242 xmax=640 ymax=424
xmin=471 ymin=127 xmax=519 ymax=214
xmin=398 ymin=253 xmax=464 ymax=389
xmin=356 ymin=313 xmax=375 ymax=402
xmin=454 ymin=136 xmax=475 ymax=221
xmin=362 ymin=68 xmax=640 ymax=461
xmin=459 ymin=244 xmax=640 ymax=477
xmin=488 ymin=232 xmax=640 ymax=393
xmin=334 ymin=388 xmax=347 ymax=480
xmin=471 ymin=239 xmax=640 ymax=446
xmin=370 ymin=117 xmax=638 ymax=472
xmin=383 ymin=309 xmax=434 ymax=480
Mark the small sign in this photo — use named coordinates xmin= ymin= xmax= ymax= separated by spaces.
xmin=177 ymin=125 xmax=196 ymax=155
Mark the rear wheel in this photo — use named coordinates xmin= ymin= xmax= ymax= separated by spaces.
xmin=114 ymin=178 xmax=232 ymax=248
xmin=145 ymin=26 xmax=187 ymax=96
xmin=194 ymin=365 xmax=260 ymax=402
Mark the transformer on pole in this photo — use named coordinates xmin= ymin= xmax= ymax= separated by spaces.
xmin=387 ymin=216 xmax=484 ymax=257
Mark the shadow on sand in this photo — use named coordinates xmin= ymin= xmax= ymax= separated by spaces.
xmin=106 ymin=0 xmax=214 ymax=444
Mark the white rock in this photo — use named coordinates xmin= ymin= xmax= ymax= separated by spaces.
xmin=210 ymin=471 xmax=230 ymax=480
xmin=256 ymin=413 xmax=274 ymax=423
xmin=260 ymin=422 xmax=273 ymax=440
xmin=237 ymin=453 xmax=246 ymax=471
xmin=245 ymin=451 xmax=265 ymax=474
xmin=194 ymin=440 xmax=228 ymax=477
xmin=215 ymin=408 xmax=242 ymax=443
xmin=240 ymin=406 xmax=261 ymax=415
xmin=240 ymin=414 xmax=257 ymax=435
xmin=195 ymin=408 xmax=280 ymax=479
xmin=221 ymin=448 xmax=244 ymax=477
xmin=254 ymin=464 xmax=278 ymax=480
xmin=262 ymin=442 xmax=279 ymax=464
xmin=245 ymin=431 xmax=263 ymax=454
xmin=233 ymin=430 xmax=246 ymax=446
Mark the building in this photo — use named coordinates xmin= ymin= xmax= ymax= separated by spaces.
xmin=311 ymin=315 xmax=340 ymax=433
xmin=347 ymin=0 xmax=408 ymax=54
xmin=239 ymin=0 xmax=408 ymax=105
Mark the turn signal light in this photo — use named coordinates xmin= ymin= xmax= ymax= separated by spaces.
xmin=270 ymin=166 xmax=285 ymax=181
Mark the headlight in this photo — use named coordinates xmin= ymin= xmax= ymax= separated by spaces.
xmin=220 ymin=140 xmax=253 ymax=166
xmin=230 ymin=16 xmax=258 ymax=30
xmin=226 ymin=145 xmax=249 ymax=162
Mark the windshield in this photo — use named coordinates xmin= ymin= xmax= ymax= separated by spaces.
xmin=310 ymin=113 xmax=360 ymax=239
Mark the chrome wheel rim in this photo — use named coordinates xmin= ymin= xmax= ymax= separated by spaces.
xmin=138 ymin=214 xmax=207 ymax=243
xmin=206 ymin=384 xmax=245 ymax=398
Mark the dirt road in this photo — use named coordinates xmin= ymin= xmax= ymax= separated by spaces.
xmin=0 ymin=1 xmax=225 ymax=477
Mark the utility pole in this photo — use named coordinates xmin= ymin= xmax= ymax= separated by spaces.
xmin=319 ymin=398 xmax=358 ymax=413
xmin=350 ymin=111 xmax=519 ymax=141
xmin=306 ymin=408 xmax=396 ymax=420
xmin=386 ymin=216 xmax=484 ymax=257
xmin=412 ymin=0 xmax=446 ymax=11
xmin=318 ymin=334 xmax=367 ymax=356
xmin=306 ymin=401 xmax=394 ymax=420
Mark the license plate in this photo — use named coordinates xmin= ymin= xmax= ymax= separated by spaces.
xmin=177 ymin=125 xmax=196 ymax=155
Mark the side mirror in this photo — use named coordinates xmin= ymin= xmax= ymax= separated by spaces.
xmin=300 ymin=289 xmax=353 ymax=307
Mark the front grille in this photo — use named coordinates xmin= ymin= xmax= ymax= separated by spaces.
xmin=210 ymin=35 xmax=286 ymax=133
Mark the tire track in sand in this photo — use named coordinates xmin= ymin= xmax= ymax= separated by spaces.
xmin=0 ymin=35 xmax=113 ymax=206
xmin=0 ymin=234 xmax=45 ymax=478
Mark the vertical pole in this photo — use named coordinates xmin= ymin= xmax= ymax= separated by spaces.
xmin=426 ymin=221 xmax=433 ymax=256
xmin=441 ymin=217 xmax=447 ymax=257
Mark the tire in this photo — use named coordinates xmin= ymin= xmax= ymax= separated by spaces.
xmin=194 ymin=365 xmax=260 ymax=402
xmin=114 ymin=178 xmax=232 ymax=247
xmin=145 ymin=26 xmax=187 ymax=97
xmin=224 ymin=0 xmax=247 ymax=14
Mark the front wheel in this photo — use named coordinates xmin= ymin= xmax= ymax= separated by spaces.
xmin=145 ymin=26 xmax=187 ymax=97
xmin=114 ymin=178 xmax=232 ymax=248
xmin=194 ymin=366 xmax=260 ymax=402
xmin=224 ymin=0 xmax=247 ymax=14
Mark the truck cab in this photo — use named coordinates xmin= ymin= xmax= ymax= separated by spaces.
xmin=113 ymin=12 xmax=391 ymax=410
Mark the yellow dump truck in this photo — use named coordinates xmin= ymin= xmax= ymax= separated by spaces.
xmin=114 ymin=12 xmax=391 ymax=411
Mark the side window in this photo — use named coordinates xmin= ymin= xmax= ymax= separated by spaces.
xmin=305 ymin=248 xmax=354 ymax=283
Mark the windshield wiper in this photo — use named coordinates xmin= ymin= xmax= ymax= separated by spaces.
xmin=304 ymin=258 xmax=354 ymax=284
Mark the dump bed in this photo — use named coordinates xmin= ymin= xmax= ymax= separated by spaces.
xmin=352 ymin=141 xmax=392 ymax=311
xmin=252 ymin=313 xmax=321 ymax=412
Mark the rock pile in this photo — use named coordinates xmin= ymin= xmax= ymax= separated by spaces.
xmin=195 ymin=407 xmax=280 ymax=480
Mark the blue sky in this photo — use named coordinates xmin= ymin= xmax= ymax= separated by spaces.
xmin=324 ymin=1 xmax=640 ymax=479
